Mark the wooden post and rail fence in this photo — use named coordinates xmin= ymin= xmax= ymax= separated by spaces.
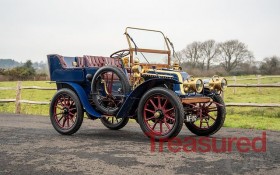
xmin=0 ymin=75 xmax=280 ymax=114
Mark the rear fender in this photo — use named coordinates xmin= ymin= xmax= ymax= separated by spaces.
xmin=57 ymin=82 xmax=102 ymax=118
xmin=116 ymin=78 xmax=181 ymax=118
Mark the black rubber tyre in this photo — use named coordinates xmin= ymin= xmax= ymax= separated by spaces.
xmin=100 ymin=117 xmax=129 ymax=130
xmin=137 ymin=87 xmax=184 ymax=141
xmin=50 ymin=88 xmax=84 ymax=135
xmin=91 ymin=66 xmax=130 ymax=115
xmin=185 ymin=94 xmax=226 ymax=136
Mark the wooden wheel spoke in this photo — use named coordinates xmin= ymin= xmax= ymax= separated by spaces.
xmin=70 ymin=117 xmax=75 ymax=124
xmin=62 ymin=117 xmax=67 ymax=127
xmin=152 ymin=120 xmax=158 ymax=130
xmin=165 ymin=107 xmax=174 ymax=113
xmin=67 ymin=118 xmax=70 ymax=127
xmin=208 ymin=114 xmax=217 ymax=121
xmin=206 ymin=102 xmax=213 ymax=107
xmin=149 ymin=99 xmax=158 ymax=109
xmin=157 ymin=96 xmax=162 ymax=108
xmin=145 ymin=116 xmax=156 ymax=121
xmin=54 ymin=112 xmax=63 ymax=117
xmin=199 ymin=118 xmax=203 ymax=128
xmin=164 ymin=120 xmax=171 ymax=130
xmin=145 ymin=108 xmax=155 ymax=113
xmin=55 ymin=106 xmax=63 ymax=110
xmin=162 ymin=99 xmax=168 ymax=108
xmin=165 ymin=114 xmax=175 ymax=121
xmin=58 ymin=115 xmax=64 ymax=122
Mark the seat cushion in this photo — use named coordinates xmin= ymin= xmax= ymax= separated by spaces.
xmin=105 ymin=57 xmax=122 ymax=68
xmin=84 ymin=55 xmax=123 ymax=68
xmin=84 ymin=55 xmax=106 ymax=67
xmin=56 ymin=55 xmax=67 ymax=68
xmin=76 ymin=57 xmax=85 ymax=67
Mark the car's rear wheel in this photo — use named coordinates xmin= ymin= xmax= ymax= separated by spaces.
xmin=50 ymin=89 xmax=84 ymax=135
xmin=185 ymin=94 xmax=226 ymax=136
xmin=138 ymin=87 xmax=184 ymax=141
xmin=100 ymin=117 xmax=129 ymax=130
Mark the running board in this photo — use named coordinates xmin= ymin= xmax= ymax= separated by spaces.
xmin=181 ymin=97 xmax=212 ymax=104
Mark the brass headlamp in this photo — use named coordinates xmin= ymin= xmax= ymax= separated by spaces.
xmin=209 ymin=75 xmax=227 ymax=91
xmin=183 ymin=76 xmax=204 ymax=93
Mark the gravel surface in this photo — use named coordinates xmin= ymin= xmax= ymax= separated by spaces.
xmin=0 ymin=113 xmax=280 ymax=175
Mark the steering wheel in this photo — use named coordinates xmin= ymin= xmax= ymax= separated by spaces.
xmin=110 ymin=49 xmax=130 ymax=59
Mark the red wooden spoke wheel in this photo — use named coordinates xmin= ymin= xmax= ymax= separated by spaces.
xmin=50 ymin=89 xmax=84 ymax=135
xmin=143 ymin=95 xmax=176 ymax=136
xmin=185 ymin=94 xmax=226 ymax=136
xmin=100 ymin=116 xmax=129 ymax=130
xmin=138 ymin=87 xmax=184 ymax=141
xmin=53 ymin=94 xmax=77 ymax=129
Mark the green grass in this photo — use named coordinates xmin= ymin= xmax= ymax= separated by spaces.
xmin=223 ymin=75 xmax=280 ymax=130
xmin=0 ymin=81 xmax=56 ymax=115
xmin=0 ymin=76 xmax=280 ymax=131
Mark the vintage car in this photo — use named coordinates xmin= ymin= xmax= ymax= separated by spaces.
xmin=48 ymin=27 xmax=227 ymax=141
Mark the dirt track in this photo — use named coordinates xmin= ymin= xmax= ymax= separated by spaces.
xmin=0 ymin=113 xmax=280 ymax=175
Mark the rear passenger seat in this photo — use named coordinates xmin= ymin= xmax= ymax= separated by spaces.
xmin=84 ymin=55 xmax=105 ymax=67
xmin=56 ymin=54 xmax=123 ymax=68
xmin=83 ymin=55 xmax=122 ymax=68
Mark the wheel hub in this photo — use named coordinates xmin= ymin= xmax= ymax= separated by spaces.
xmin=154 ymin=110 xmax=164 ymax=119
xmin=63 ymin=108 xmax=69 ymax=115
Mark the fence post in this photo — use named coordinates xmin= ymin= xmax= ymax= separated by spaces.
xmin=233 ymin=76 xmax=236 ymax=94
xmin=257 ymin=75 xmax=261 ymax=93
xmin=15 ymin=81 xmax=22 ymax=114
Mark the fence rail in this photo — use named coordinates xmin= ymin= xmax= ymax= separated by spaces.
xmin=228 ymin=84 xmax=280 ymax=87
xmin=0 ymin=79 xmax=280 ymax=114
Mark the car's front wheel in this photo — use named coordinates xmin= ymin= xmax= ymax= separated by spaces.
xmin=137 ymin=87 xmax=184 ymax=141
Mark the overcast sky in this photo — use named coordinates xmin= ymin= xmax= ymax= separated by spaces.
xmin=0 ymin=0 xmax=280 ymax=62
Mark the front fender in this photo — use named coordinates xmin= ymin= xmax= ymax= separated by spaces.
xmin=58 ymin=82 xmax=102 ymax=118
xmin=116 ymin=78 xmax=181 ymax=118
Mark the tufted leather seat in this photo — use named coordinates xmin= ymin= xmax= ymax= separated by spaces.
xmin=76 ymin=57 xmax=85 ymax=67
xmin=83 ymin=55 xmax=123 ymax=68
xmin=56 ymin=55 xmax=68 ymax=68
xmin=84 ymin=55 xmax=105 ymax=67
xmin=104 ymin=57 xmax=122 ymax=68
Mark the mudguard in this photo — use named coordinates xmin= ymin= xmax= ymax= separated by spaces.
xmin=116 ymin=78 xmax=181 ymax=118
xmin=59 ymin=82 xmax=102 ymax=118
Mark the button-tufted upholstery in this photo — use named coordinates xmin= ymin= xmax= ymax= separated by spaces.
xmin=56 ymin=55 xmax=68 ymax=68
xmin=76 ymin=57 xmax=85 ymax=67
xmin=104 ymin=57 xmax=122 ymax=68
xmin=83 ymin=55 xmax=122 ymax=68
xmin=84 ymin=55 xmax=105 ymax=67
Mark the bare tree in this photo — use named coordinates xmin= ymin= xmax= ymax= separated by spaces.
xmin=218 ymin=40 xmax=253 ymax=73
xmin=200 ymin=40 xmax=220 ymax=70
xmin=181 ymin=41 xmax=202 ymax=68
xmin=259 ymin=56 xmax=280 ymax=75
xmin=174 ymin=51 xmax=183 ymax=65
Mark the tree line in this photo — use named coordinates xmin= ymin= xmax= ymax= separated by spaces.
xmin=0 ymin=60 xmax=48 ymax=81
xmin=176 ymin=40 xmax=280 ymax=76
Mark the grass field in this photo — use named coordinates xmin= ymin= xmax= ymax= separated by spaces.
xmin=0 ymin=75 xmax=280 ymax=131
